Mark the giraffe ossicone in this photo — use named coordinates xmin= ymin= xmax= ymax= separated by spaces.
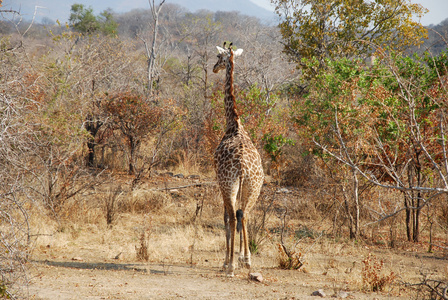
xmin=213 ymin=42 xmax=264 ymax=277
xmin=216 ymin=45 xmax=243 ymax=57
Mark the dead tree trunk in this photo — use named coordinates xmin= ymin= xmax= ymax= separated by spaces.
xmin=141 ymin=0 xmax=165 ymax=95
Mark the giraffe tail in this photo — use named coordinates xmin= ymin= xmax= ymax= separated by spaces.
xmin=236 ymin=209 xmax=243 ymax=233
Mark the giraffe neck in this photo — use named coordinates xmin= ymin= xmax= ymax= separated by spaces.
xmin=224 ymin=51 xmax=240 ymax=132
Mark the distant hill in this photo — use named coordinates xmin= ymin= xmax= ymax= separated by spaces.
xmin=6 ymin=0 xmax=276 ymax=24
xmin=168 ymin=0 xmax=276 ymax=22
xmin=424 ymin=18 xmax=448 ymax=55
xmin=408 ymin=17 xmax=448 ymax=56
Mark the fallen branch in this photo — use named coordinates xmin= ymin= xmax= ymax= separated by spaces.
xmin=404 ymin=278 xmax=448 ymax=300
xmin=90 ymin=182 xmax=218 ymax=195
xmin=429 ymin=242 xmax=448 ymax=251
xmin=155 ymin=182 xmax=217 ymax=191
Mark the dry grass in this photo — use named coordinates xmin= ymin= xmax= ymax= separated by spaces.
xmin=167 ymin=149 xmax=203 ymax=176
xmin=29 ymin=177 xmax=224 ymax=263
xmin=122 ymin=189 xmax=169 ymax=214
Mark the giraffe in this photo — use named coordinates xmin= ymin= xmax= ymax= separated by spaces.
xmin=212 ymin=42 xmax=264 ymax=277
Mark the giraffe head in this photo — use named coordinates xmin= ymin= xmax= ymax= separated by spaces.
xmin=213 ymin=42 xmax=243 ymax=74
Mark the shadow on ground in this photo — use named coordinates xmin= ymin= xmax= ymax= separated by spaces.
xmin=33 ymin=259 xmax=222 ymax=277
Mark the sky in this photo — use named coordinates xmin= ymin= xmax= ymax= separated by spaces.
xmin=4 ymin=0 xmax=448 ymax=27
xmin=250 ymin=0 xmax=274 ymax=11
xmin=405 ymin=0 xmax=448 ymax=26
xmin=251 ymin=0 xmax=448 ymax=26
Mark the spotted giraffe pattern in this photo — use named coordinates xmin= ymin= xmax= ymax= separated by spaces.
xmin=213 ymin=43 xmax=264 ymax=277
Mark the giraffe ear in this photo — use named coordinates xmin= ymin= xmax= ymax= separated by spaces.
xmin=234 ymin=48 xmax=244 ymax=57
xmin=216 ymin=46 xmax=226 ymax=54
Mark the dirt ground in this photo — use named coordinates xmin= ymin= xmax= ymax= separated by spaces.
xmin=26 ymin=262 xmax=389 ymax=299
xmin=26 ymin=175 xmax=448 ymax=299
xmin=28 ymin=249 xmax=445 ymax=299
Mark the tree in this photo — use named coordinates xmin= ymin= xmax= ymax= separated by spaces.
xmin=103 ymin=92 xmax=162 ymax=175
xmin=140 ymin=0 xmax=166 ymax=95
xmin=273 ymin=0 xmax=428 ymax=75
xmin=69 ymin=4 xmax=99 ymax=34
xmin=98 ymin=9 xmax=118 ymax=36
xmin=47 ymin=29 xmax=135 ymax=167
xmin=181 ymin=12 xmax=221 ymax=101
xmin=293 ymin=57 xmax=380 ymax=238
xmin=69 ymin=4 xmax=118 ymax=36
xmin=294 ymin=49 xmax=448 ymax=241
xmin=376 ymin=50 xmax=448 ymax=242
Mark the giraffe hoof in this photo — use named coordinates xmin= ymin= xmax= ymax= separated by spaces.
xmin=244 ymin=258 xmax=251 ymax=269
xmin=226 ymin=271 xmax=234 ymax=277
xmin=225 ymin=265 xmax=234 ymax=277
xmin=238 ymin=256 xmax=245 ymax=267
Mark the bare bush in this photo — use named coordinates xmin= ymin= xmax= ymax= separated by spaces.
xmin=135 ymin=228 xmax=150 ymax=262
xmin=247 ymin=191 xmax=275 ymax=254
xmin=277 ymin=243 xmax=303 ymax=270
xmin=0 ymin=39 xmax=32 ymax=299
xmin=103 ymin=186 xmax=123 ymax=226
xmin=135 ymin=220 xmax=153 ymax=262
xmin=362 ymin=253 xmax=396 ymax=292
xmin=0 ymin=192 xmax=31 ymax=299
xmin=275 ymin=207 xmax=304 ymax=270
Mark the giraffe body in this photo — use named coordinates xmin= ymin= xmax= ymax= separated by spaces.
xmin=213 ymin=43 xmax=264 ymax=277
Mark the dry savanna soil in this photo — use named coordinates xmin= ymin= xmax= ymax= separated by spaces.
xmin=27 ymin=173 xmax=448 ymax=299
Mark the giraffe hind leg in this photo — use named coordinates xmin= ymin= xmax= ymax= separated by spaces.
xmin=238 ymin=230 xmax=244 ymax=268
xmin=241 ymin=215 xmax=251 ymax=268
xmin=222 ymin=204 xmax=236 ymax=277
xmin=223 ymin=208 xmax=230 ymax=270
xmin=227 ymin=210 xmax=236 ymax=277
